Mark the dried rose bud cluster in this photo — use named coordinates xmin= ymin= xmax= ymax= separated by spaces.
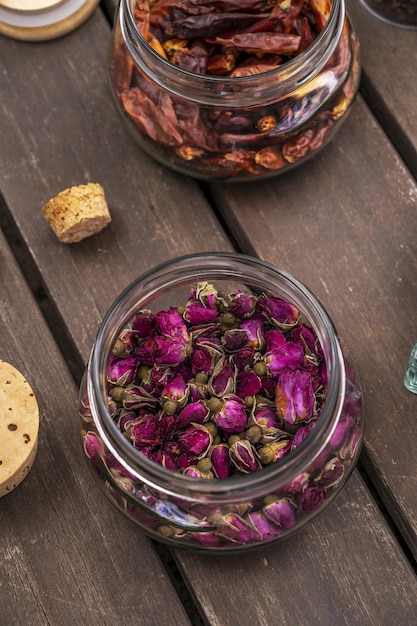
xmin=105 ymin=282 xmax=329 ymax=479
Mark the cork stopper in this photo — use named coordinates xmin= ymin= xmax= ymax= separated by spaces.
xmin=41 ymin=182 xmax=112 ymax=243
xmin=0 ymin=361 xmax=39 ymax=497
xmin=0 ymin=0 xmax=100 ymax=41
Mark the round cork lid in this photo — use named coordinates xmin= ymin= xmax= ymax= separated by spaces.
xmin=0 ymin=0 xmax=100 ymax=41
xmin=0 ymin=360 xmax=39 ymax=497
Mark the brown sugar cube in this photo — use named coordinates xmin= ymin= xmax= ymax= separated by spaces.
xmin=41 ymin=183 xmax=111 ymax=243
xmin=0 ymin=360 xmax=39 ymax=497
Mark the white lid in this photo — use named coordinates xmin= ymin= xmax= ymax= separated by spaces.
xmin=0 ymin=0 xmax=100 ymax=40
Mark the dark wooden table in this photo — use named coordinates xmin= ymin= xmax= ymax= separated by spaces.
xmin=1 ymin=2 xmax=417 ymax=624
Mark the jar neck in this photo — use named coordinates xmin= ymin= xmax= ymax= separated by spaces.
xmin=119 ymin=0 xmax=346 ymax=107
xmin=88 ymin=253 xmax=347 ymax=505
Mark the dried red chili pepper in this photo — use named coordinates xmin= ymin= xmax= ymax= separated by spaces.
xmin=282 ymin=128 xmax=315 ymax=162
xmin=274 ymin=0 xmax=305 ymax=32
xmin=297 ymin=16 xmax=315 ymax=54
xmin=207 ymin=52 xmax=237 ymax=76
xmin=214 ymin=32 xmax=301 ymax=55
xmin=167 ymin=12 xmax=267 ymax=39
xmin=184 ymin=0 xmax=271 ymax=10
xmin=230 ymin=58 xmax=282 ymax=77
xmin=255 ymin=146 xmax=286 ymax=170
xmin=121 ymin=88 xmax=183 ymax=147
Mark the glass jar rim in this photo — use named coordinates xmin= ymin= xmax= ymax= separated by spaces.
xmin=119 ymin=0 xmax=346 ymax=106
xmin=88 ymin=252 xmax=346 ymax=503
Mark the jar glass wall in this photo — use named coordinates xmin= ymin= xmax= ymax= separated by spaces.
xmin=360 ymin=0 xmax=417 ymax=28
xmin=109 ymin=0 xmax=360 ymax=181
xmin=79 ymin=253 xmax=364 ymax=553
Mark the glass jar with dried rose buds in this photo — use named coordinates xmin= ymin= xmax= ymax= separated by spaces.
xmin=78 ymin=253 xmax=364 ymax=552
xmin=108 ymin=0 xmax=360 ymax=181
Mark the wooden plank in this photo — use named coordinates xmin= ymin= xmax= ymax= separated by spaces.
xmin=208 ymin=96 xmax=417 ymax=557
xmin=0 ymin=10 xmax=231 ymax=365
xmin=178 ymin=472 xmax=417 ymax=626
xmin=347 ymin=0 xmax=417 ymax=176
xmin=2 ymin=5 xmax=417 ymax=625
xmin=0 ymin=228 xmax=191 ymax=625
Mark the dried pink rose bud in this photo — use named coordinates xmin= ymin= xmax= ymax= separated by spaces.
xmin=112 ymin=329 xmax=137 ymax=357
xmin=184 ymin=299 xmax=219 ymax=324
xmin=258 ymin=439 xmax=291 ymax=464
xmin=292 ymin=324 xmax=320 ymax=354
xmin=116 ymin=409 xmax=137 ymax=432
xmin=155 ymin=307 xmax=190 ymax=343
xmin=182 ymin=466 xmax=205 ymax=478
xmin=221 ymin=329 xmax=249 ymax=352
xmin=190 ymin=346 xmax=215 ymax=374
xmin=228 ymin=292 xmax=256 ymax=318
xmin=177 ymin=401 xmax=210 ymax=429
xmin=247 ymin=511 xmax=282 ymax=541
xmin=208 ymin=356 xmax=236 ymax=396
xmin=264 ymin=498 xmax=296 ymax=529
xmin=153 ymin=336 xmax=189 ymax=366
xmin=212 ymin=396 xmax=247 ymax=434
xmin=249 ymin=406 xmax=282 ymax=442
xmin=135 ymin=336 xmax=189 ymax=367
xmin=83 ymin=431 xmax=104 ymax=461
xmin=107 ymin=395 xmax=118 ymax=418
xmin=236 ymin=370 xmax=262 ymax=398
xmin=229 ymin=440 xmax=262 ymax=473
xmin=152 ymin=449 xmax=178 ymax=471
xmin=130 ymin=413 xmax=163 ymax=448
xmin=132 ymin=310 xmax=156 ymax=337
xmin=292 ymin=424 xmax=313 ymax=448
xmin=210 ymin=443 xmax=231 ymax=478
xmin=240 ymin=318 xmax=265 ymax=350
xmin=192 ymin=531 xmax=223 ymax=548
xmin=275 ymin=369 xmax=315 ymax=424
xmin=231 ymin=346 xmax=256 ymax=370
xmin=139 ymin=364 xmax=171 ymax=396
xmin=218 ymin=513 xmax=254 ymax=544
xmin=258 ymin=295 xmax=299 ymax=330
xmin=299 ymin=486 xmax=327 ymax=512
xmin=260 ymin=376 xmax=277 ymax=398
xmin=176 ymin=450 xmax=200 ymax=469
xmin=161 ymin=373 xmax=189 ymax=409
xmin=265 ymin=328 xmax=287 ymax=351
xmin=316 ymin=457 xmax=345 ymax=488
xmin=107 ymin=355 xmax=138 ymax=386
xmin=282 ymin=471 xmax=310 ymax=494
xmin=340 ymin=425 xmax=361 ymax=459
xmin=122 ymin=384 xmax=159 ymax=411
xmin=265 ymin=342 xmax=304 ymax=376
xmin=177 ymin=424 xmax=212 ymax=458
xmin=329 ymin=415 xmax=354 ymax=449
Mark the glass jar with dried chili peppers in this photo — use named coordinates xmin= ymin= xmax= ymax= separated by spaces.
xmin=79 ymin=253 xmax=364 ymax=552
xmin=109 ymin=0 xmax=360 ymax=181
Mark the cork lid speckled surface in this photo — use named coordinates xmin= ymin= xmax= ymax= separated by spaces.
xmin=0 ymin=0 xmax=100 ymax=41
xmin=0 ymin=360 xmax=39 ymax=497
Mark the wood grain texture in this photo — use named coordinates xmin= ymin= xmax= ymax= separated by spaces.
xmin=347 ymin=0 xmax=417 ymax=177
xmin=178 ymin=472 xmax=417 ymax=626
xmin=0 ymin=228 xmax=191 ymax=625
xmin=0 ymin=11 xmax=231 ymax=365
xmin=2 ymin=4 xmax=417 ymax=625
xmin=209 ymin=96 xmax=417 ymax=558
